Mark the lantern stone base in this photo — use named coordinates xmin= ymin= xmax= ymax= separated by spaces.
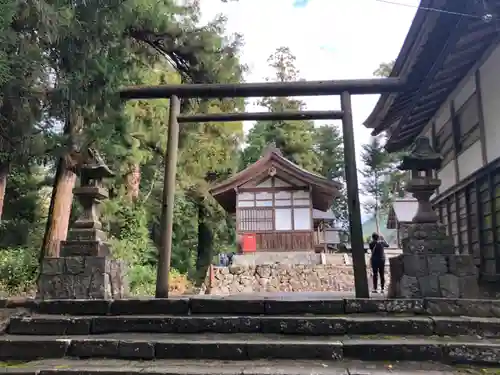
xmin=37 ymin=256 xmax=128 ymax=300
xmin=388 ymin=223 xmax=479 ymax=299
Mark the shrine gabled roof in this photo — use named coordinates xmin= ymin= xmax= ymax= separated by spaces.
xmin=209 ymin=147 xmax=342 ymax=213
xmin=364 ymin=0 xmax=500 ymax=152
xmin=387 ymin=196 xmax=418 ymax=229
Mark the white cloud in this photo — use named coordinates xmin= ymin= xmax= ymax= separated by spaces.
xmin=199 ymin=0 xmax=418 ymax=213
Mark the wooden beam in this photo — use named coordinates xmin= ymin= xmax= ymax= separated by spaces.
xmin=475 ymin=69 xmax=488 ymax=166
xmin=120 ymin=78 xmax=407 ymax=100
xmin=177 ymin=110 xmax=344 ymax=123
xmin=155 ymin=95 xmax=181 ymax=299
xmin=340 ymin=91 xmax=369 ymax=298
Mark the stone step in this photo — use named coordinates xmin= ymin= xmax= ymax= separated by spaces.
xmin=0 ymin=358 xmax=484 ymax=375
xmin=8 ymin=315 xmax=500 ymax=338
xmin=0 ymin=333 xmax=498 ymax=365
xmin=3 ymin=297 xmax=500 ymax=317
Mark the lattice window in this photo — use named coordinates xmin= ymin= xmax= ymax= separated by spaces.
xmin=239 ymin=208 xmax=273 ymax=231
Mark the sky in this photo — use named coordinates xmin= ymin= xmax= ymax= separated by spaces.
xmin=199 ymin=0 xmax=419 ymax=218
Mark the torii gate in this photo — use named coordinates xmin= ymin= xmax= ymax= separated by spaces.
xmin=119 ymin=78 xmax=407 ymax=299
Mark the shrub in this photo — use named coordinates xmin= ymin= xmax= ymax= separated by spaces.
xmin=0 ymin=246 xmax=38 ymax=295
xmin=127 ymin=264 xmax=192 ymax=297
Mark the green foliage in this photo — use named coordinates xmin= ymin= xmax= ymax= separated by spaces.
xmin=373 ymin=60 xmax=395 ymax=77
xmin=360 ymin=135 xmax=405 ymax=233
xmin=0 ymin=246 xmax=38 ymax=295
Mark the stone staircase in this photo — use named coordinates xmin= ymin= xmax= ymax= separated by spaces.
xmin=1 ymin=297 xmax=500 ymax=374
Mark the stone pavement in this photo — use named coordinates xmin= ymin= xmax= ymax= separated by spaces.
xmin=0 ymin=358 xmax=494 ymax=375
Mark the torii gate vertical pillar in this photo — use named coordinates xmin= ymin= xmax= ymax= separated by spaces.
xmin=156 ymin=95 xmax=181 ymax=298
xmin=340 ymin=91 xmax=369 ymax=298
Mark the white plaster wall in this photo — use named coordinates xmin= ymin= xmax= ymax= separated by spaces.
xmin=457 ymin=141 xmax=483 ymax=180
xmin=437 ymin=161 xmax=456 ymax=193
xmin=479 ymin=44 xmax=500 ymax=163
xmin=454 ymin=74 xmax=476 ymax=110
xmin=434 ymin=105 xmax=451 ymax=132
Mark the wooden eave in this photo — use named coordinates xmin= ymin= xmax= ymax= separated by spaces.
xmin=363 ymin=0 xmax=500 ymax=152
xmin=209 ymin=150 xmax=342 ymax=213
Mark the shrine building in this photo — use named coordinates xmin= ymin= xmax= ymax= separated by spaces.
xmin=364 ymin=0 xmax=500 ymax=280
xmin=209 ymin=146 xmax=342 ymax=252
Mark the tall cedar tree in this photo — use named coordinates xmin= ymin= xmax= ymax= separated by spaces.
xmin=360 ymin=135 xmax=395 ymax=233
xmin=242 ymin=47 xmax=321 ymax=172
xmin=315 ymin=125 xmax=348 ymax=229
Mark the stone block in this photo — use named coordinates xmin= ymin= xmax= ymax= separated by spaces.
xmin=427 ymin=255 xmax=448 ymax=275
xmin=190 ymin=298 xmax=265 ymax=314
xmin=64 ymin=257 xmax=86 ymax=275
xmin=155 ymin=341 xmax=249 ymax=360
xmin=261 ymin=317 xmax=346 ymax=335
xmin=342 ymin=340 xmax=443 ymax=362
xmin=418 ymin=275 xmax=440 ymax=297
xmin=402 ymin=254 xmax=428 ymax=277
xmin=60 ymin=240 xmax=111 ymax=257
xmin=67 ymin=228 xmax=108 ymax=242
xmin=37 ymin=256 xmax=127 ymax=300
xmin=404 ymin=223 xmax=448 ymax=240
xmin=439 ymin=274 xmax=460 ymax=298
xmin=459 ymin=275 xmax=480 ymax=298
xmin=445 ymin=343 xmax=500 ymax=364
xmin=402 ymin=238 xmax=455 ymax=255
xmin=389 ymin=255 xmax=404 ymax=281
xmin=110 ymin=298 xmax=189 ymax=315
xmin=432 ymin=316 xmax=500 ymax=337
xmin=265 ymin=299 xmax=344 ymax=315
xmin=0 ymin=339 xmax=69 ymax=360
xmin=448 ymin=255 xmax=477 ymax=277
xmin=246 ymin=341 xmax=343 ymax=360
xmin=345 ymin=316 xmax=434 ymax=336
xmin=8 ymin=316 xmax=91 ymax=335
xmin=41 ymin=258 xmax=65 ymax=276
xmin=399 ymin=275 xmax=421 ymax=298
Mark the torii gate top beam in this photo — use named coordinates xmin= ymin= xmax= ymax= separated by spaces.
xmin=119 ymin=78 xmax=407 ymax=100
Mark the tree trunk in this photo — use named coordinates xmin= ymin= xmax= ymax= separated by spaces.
xmin=125 ymin=163 xmax=141 ymax=200
xmin=39 ymin=157 xmax=77 ymax=258
xmin=0 ymin=163 xmax=9 ymax=221
xmin=195 ymin=199 xmax=213 ymax=286
xmin=39 ymin=103 xmax=80 ymax=261
xmin=374 ymin=207 xmax=380 ymax=235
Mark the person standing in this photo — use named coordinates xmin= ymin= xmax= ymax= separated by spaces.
xmin=369 ymin=232 xmax=389 ymax=293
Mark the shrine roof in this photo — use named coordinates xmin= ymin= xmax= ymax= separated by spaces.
xmin=209 ymin=146 xmax=342 ymax=213
xmin=364 ymin=0 xmax=500 ymax=152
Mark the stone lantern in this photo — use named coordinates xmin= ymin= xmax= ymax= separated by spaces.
xmin=398 ymin=136 xmax=442 ymax=223
xmin=37 ymin=148 xmax=128 ymax=300
xmin=387 ymin=136 xmax=479 ymax=299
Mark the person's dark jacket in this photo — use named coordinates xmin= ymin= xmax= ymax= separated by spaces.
xmin=369 ymin=239 xmax=389 ymax=260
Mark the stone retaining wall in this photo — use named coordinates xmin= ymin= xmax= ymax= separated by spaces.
xmin=207 ymin=264 xmax=391 ymax=295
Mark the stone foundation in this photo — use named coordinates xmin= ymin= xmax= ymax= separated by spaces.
xmin=205 ymin=264 xmax=391 ymax=295
xmin=389 ymin=223 xmax=479 ymax=298
xmin=37 ymin=256 xmax=128 ymax=300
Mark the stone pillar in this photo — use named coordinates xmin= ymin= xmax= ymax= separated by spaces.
xmin=388 ymin=137 xmax=479 ymax=299
xmin=37 ymin=148 xmax=128 ymax=300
